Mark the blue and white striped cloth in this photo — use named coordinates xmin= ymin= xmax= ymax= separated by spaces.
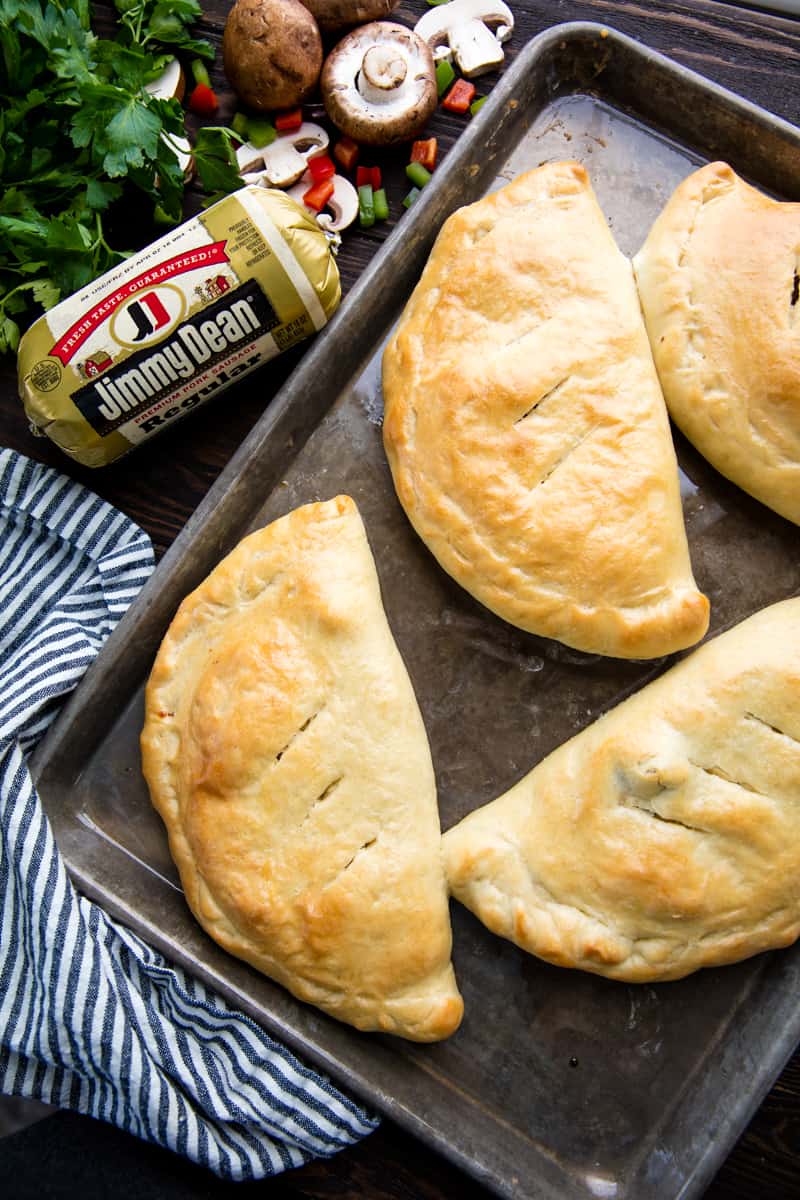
xmin=0 ymin=449 xmax=377 ymax=1178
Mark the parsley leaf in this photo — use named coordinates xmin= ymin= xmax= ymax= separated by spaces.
xmin=0 ymin=0 xmax=220 ymax=349
xmin=193 ymin=126 xmax=245 ymax=199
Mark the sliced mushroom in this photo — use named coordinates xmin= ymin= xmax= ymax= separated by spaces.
xmin=236 ymin=123 xmax=330 ymax=188
xmin=321 ymin=21 xmax=437 ymax=146
xmin=287 ymin=172 xmax=359 ymax=232
xmin=300 ymin=1 xmax=401 ymax=32
xmin=146 ymin=60 xmax=193 ymax=185
xmin=144 ymin=56 xmax=186 ymax=102
xmin=415 ymin=0 xmax=514 ymax=78
xmin=162 ymin=131 xmax=195 ymax=181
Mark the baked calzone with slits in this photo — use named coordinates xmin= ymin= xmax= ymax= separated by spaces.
xmin=382 ymin=161 xmax=709 ymax=659
xmin=443 ymin=598 xmax=800 ymax=981
xmin=634 ymin=161 xmax=800 ymax=525
xmin=141 ymin=495 xmax=463 ymax=1041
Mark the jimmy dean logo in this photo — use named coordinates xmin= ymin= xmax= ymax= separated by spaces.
xmin=49 ymin=241 xmax=230 ymax=364
xmin=72 ymin=281 xmax=278 ymax=436
xmin=117 ymin=289 xmax=179 ymax=344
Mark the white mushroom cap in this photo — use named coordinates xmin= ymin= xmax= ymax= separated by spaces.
xmin=236 ymin=123 xmax=330 ymax=188
xmin=321 ymin=21 xmax=437 ymax=146
xmin=287 ymin=172 xmax=359 ymax=232
xmin=415 ymin=0 xmax=514 ymax=78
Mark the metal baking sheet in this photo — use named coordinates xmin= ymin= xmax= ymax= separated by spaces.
xmin=31 ymin=23 xmax=800 ymax=1200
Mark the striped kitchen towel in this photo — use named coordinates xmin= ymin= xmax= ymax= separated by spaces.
xmin=0 ymin=449 xmax=377 ymax=1179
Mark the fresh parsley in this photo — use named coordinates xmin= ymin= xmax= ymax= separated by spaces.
xmin=0 ymin=0 xmax=243 ymax=354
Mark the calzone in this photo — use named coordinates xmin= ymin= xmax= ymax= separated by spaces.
xmin=443 ymin=599 xmax=800 ymax=981
xmin=141 ymin=495 xmax=463 ymax=1041
xmin=382 ymin=161 xmax=709 ymax=659
xmin=634 ymin=162 xmax=800 ymax=524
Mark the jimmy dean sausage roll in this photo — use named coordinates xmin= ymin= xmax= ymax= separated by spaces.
xmin=18 ymin=187 xmax=341 ymax=467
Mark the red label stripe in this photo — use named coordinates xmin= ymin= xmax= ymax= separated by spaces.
xmin=50 ymin=242 xmax=230 ymax=364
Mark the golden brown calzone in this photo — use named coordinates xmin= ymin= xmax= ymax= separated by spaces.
xmin=382 ymin=161 xmax=708 ymax=659
xmin=141 ymin=495 xmax=463 ymax=1041
xmin=443 ymin=598 xmax=800 ymax=982
xmin=634 ymin=161 xmax=800 ymax=524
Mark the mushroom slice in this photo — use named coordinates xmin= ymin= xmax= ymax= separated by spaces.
xmin=161 ymin=131 xmax=195 ymax=182
xmin=144 ymin=56 xmax=186 ymax=102
xmin=321 ymin=20 xmax=437 ymax=146
xmin=415 ymin=0 xmax=514 ymax=78
xmin=288 ymin=172 xmax=359 ymax=232
xmin=235 ymin=122 xmax=329 ymax=188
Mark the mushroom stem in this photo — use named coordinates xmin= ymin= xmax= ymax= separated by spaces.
xmin=358 ymin=44 xmax=408 ymax=103
xmin=447 ymin=18 xmax=505 ymax=75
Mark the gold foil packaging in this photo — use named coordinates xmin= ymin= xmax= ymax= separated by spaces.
xmin=17 ymin=187 xmax=341 ymax=467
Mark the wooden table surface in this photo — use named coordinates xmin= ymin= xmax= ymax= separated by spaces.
xmin=3 ymin=1 xmax=800 ymax=1197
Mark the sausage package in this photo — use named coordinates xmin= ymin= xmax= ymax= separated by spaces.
xmin=17 ymin=187 xmax=341 ymax=467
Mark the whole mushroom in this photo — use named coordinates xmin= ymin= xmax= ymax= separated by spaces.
xmin=223 ymin=0 xmax=323 ymax=113
xmin=321 ymin=22 xmax=437 ymax=146
xmin=301 ymin=1 xmax=401 ymax=32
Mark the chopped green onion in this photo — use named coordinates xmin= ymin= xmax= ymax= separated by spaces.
xmin=231 ymin=112 xmax=249 ymax=138
xmin=435 ymin=59 xmax=456 ymax=97
xmin=470 ymin=95 xmax=487 ymax=116
xmin=372 ymin=187 xmax=389 ymax=221
xmin=402 ymin=187 xmax=421 ymax=209
xmin=358 ymin=183 xmax=375 ymax=228
xmin=247 ymin=117 xmax=276 ymax=148
xmin=406 ymin=161 xmax=432 ymax=189
xmin=191 ymin=58 xmax=211 ymax=88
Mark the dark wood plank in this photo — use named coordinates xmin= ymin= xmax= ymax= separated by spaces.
xmin=3 ymin=2 xmax=800 ymax=1198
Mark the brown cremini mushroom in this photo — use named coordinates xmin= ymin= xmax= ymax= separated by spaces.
xmin=223 ymin=0 xmax=323 ymax=113
xmin=321 ymin=21 xmax=437 ymax=146
xmin=300 ymin=1 xmax=401 ymax=32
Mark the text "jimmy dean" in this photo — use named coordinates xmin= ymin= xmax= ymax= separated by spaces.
xmin=95 ymin=296 xmax=260 ymax=420
xmin=72 ymin=281 xmax=280 ymax=438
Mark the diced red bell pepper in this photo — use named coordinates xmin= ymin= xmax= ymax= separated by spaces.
xmin=356 ymin=165 xmax=382 ymax=190
xmin=275 ymin=107 xmax=303 ymax=132
xmin=308 ymin=154 xmax=336 ymax=183
xmin=410 ymin=138 xmax=438 ymax=171
xmin=442 ymin=79 xmax=476 ymax=114
xmin=187 ymin=82 xmax=218 ymax=116
xmin=302 ymin=178 xmax=335 ymax=212
xmin=333 ymin=136 xmax=359 ymax=171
